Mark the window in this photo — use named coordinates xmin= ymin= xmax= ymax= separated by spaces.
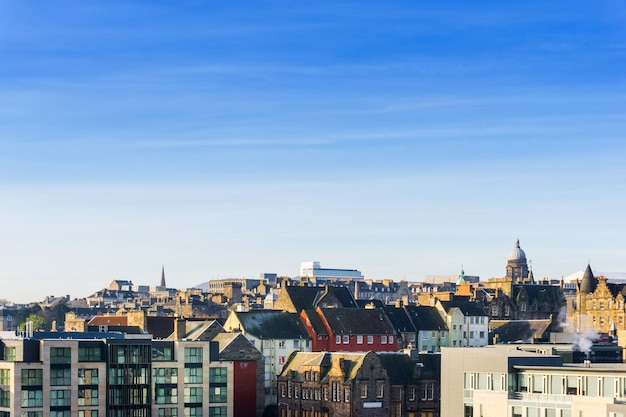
xmin=21 ymin=389 xmax=43 ymax=408
xmin=184 ymin=347 xmax=202 ymax=364
xmin=50 ymin=368 xmax=71 ymax=386
xmin=376 ymin=381 xmax=384 ymax=398
xmin=2 ymin=347 xmax=15 ymax=361
xmin=360 ymin=382 xmax=368 ymax=398
xmin=278 ymin=340 xmax=286 ymax=348
xmin=155 ymin=386 xmax=177 ymax=404
xmin=293 ymin=340 xmax=300 ymax=349
xmin=153 ymin=368 xmax=177 ymax=384
xmin=469 ymin=331 xmax=474 ymax=339
xmin=389 ymin=335 xmax=394 ymax=344
xmin=344 ymin=388 xmax=350 ymax=402
xmin=50 ymin=412 xmax=70 ymax=417
xmin=210 ymin=367 xmax=227 ymax=383
xmin=78 ymin=411 xmax=99 ymax=417
xmin=278 ymin=356 xmax=285 ymax=364
xmin=19 ymin=412 xmax=42 ymax=417
xmin=209 ymin=386 xmax=227 ymax=403
xmin=336 ymin=335 xmax=341 ymax=344
xmin=79 ymin=346 xmax=102 ymax=361
xmin=21 ymin=369 xmax=43 ymax=386
xmin=280 ymin=384 xmax=286 ymax=397
xmin=209 ymin=407 xmax=227 ymax=417
xmin=357 ymin=335 xmax=363 ymax=344
xmin=479 ymin=331 xmax=485 ymax=338
xmin=408 ymin=387 xmax=416 ymax=401
xmin=331 ymin=382 xmax=341 ymax=402
xmin=0 ymin=364 xmax=5 ymax=378
xmin=158 ymin=409 xmax=178 ymax=417
xmin=78 ymin=388 xmax=99 ymax=406
xmin=427 ymin=383 xmax=434 ymax=400
xmin=50 ymin=347 xmax=71 ymax=364
xmin=152 ymin=346 xmax=173 ymax=361
xmin=343 ymin=335 xmax=349 ymax=344
xmin=184 ymin=407 xmax=202 ymax=417
xmin=184 ymin=367 xmax=202 ymax=384
xmin=0 ymin=388 xmax=9 ymax=407
xmin=381 ymin=335 xmax=387 ymax=344
xmin=184 ymin=387 xmax=203 ymax=404
xmin=50 ymin=389 xmax=71 ymax=406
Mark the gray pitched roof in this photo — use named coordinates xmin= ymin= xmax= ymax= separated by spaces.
xmin=440 ymin=300 xmax=487 ymax=317
xmin=235 ymin=310 xmax=310 ymax=340
xmin=404 ymin=305 xmax=448 ymax=331
xmin=318 ymin=308 xmax=395 ymax=335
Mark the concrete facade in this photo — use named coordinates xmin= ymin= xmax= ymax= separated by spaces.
xmin=441 ymin=346 xmax=626 ymax=417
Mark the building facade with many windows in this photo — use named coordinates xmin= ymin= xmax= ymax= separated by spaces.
xmin=277 ymin=351 xmax=424 ymax=417
xmin=0 ymin=331 xmax=262 ymax=417
xmin=441 ymin=346 xmax=626 ymax=417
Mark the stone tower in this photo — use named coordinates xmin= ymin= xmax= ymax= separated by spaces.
xmin=506 ymin=238 xmax=529 ymax=283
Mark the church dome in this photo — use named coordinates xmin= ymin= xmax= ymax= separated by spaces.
xmin=508 ymin=238 xmax=527 ymax=262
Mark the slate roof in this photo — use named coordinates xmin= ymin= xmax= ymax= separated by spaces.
xmin=234 ymin=310 xmax=310 ymax=340
xmin=606 ymin=282 xmax=626 ymax=298
xmin=212 ymin=332 xmax=264 ymax=361
xmin=319 ymin=286 xmax=358 ymax=308
xmin=281 ymin=286 xmax=321 ymax=311
xmin=318 ymin=308 xmax=395 ymax=335
xmin=145 ymin=316 xmax=175 ymax=339
xmin=278 ymin=351 xmax=371 ymax=383
xmin=513 ymin=285 xmax=564 ymax=304
xmin=490 ymin=320 xmax=552 ymax=343
xmin=404 ymin=305 xmax=448 ymax=331
xmin=579 ymin=263 xmax=598 ymax=294
xmin=417 ymin=353 xmax=441 ymax=380
xmin=302 ymin=309 xmax=329 ymax=336
xmin=355 ymin=299 xmax=386 ymax=309
xmin=382 ymin=306 xmax=416 ymax=333
xmin=168 ymin=319 xmax=224 ymax=341
xmin=279 ymin=285 xmax=358 ymax=312
xmin=439 ymin=300 xmax=487 ymax=317
xmin=378 ymin=352 xmax=421 ymax=384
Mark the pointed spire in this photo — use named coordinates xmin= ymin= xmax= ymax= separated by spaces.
xmin=579 ymin=263 xmax=597 ymax=294
xmin=456 ymin=266 xmax=467 ymax=285
xmin=160 ymin=265 xmax=166 ymax=288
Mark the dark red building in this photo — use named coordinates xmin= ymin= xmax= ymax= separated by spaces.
xmin=300 ymin=307 xmax=397 ymax=352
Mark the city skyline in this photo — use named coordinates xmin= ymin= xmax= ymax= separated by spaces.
xmin=1 ymin=1 xmax=625 ymax=303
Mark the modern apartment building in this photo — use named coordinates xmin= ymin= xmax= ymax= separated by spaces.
xmin=0 ymin=331 xmax=263 ymax=417
xmin=441 ymin=345 xmax=626 ymax=417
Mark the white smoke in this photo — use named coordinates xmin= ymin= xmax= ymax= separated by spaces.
xmin=558 ymin=306 xmax=599 ymax=355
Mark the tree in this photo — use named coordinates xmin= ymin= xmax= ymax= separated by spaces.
xmin=17 ymin=313 xmax=47 ymax=331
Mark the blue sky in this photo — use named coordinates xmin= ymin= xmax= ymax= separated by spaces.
xmin=0 ymin=1 xmax=624 ymax=303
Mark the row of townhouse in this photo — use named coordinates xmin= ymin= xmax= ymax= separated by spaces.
xmin=276 ymin=350 xmax=441 ymax=417
xmin=0 ymin=329 xmax=264 ymax=417
xmin=223 ymin=285 xmax=489 ymax=408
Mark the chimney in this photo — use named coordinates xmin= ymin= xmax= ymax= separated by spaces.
xmin=174 ymin=319 xmax=186 ymax=340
